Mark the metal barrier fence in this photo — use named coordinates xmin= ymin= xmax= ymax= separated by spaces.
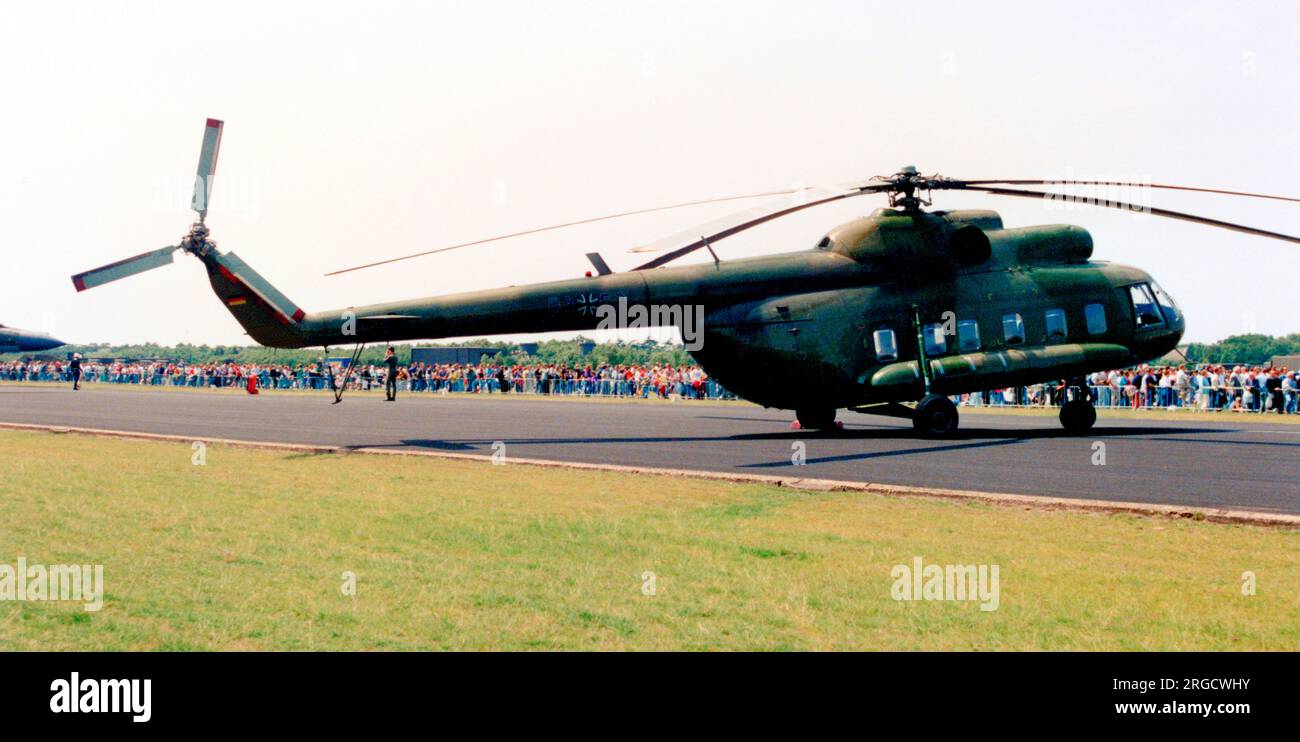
xmin=0 ymin=367 xmax=737 ymax=401
xmin=958 ymin=383 xmax=1300 ymax=414
xmin=5 ymin=367 xmax=1298 ymax=413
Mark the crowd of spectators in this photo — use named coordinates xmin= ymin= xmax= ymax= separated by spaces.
xmin=0 ymin=359 xmax=732 ymax=400
xmin=956 ymin=364 xmax=1300 ymax=414
xmin=4 ymin=359 xmax=1298 ymax=413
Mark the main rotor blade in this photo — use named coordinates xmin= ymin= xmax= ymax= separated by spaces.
xmin=630 ymin=181 xmax=887 ymax=270
xmin=323 ymin=189 xmax=800 ymax=276
xmin=961 ymin=185 xmax=1300 ymax=245
xmin=191 ymin=118 xmax=225 ymax=216
xmin=955 ymin=179 xmax=1300 ymax=204
xmin=71 ymin=246 xmax=177 ymax=292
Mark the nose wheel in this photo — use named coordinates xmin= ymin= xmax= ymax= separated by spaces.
xmin=912 ymin=394 xmax=959 ymax=438
xmin=794 ymin=408 xmax=839 ymax=431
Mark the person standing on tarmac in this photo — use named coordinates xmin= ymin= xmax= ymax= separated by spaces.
xmin=70 ymin=353 xmax=83 ymax=391
xmin=384 ymin=347 xmax=398 ymax=402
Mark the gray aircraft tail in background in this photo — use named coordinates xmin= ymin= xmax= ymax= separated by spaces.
xmin=0 ymin=325 xmax=66 ymax=353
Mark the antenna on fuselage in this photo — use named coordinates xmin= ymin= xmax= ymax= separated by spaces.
xmin=700 ymin=236 xmax=721 ymax=267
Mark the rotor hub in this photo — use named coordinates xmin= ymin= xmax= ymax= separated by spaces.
xmin=872 ymin=166 xmax=965 ymax=212
xmin=181 ymin=221 xmax=215 ymax=255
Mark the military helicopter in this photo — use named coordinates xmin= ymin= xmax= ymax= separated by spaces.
xmin=0 ymin=324 xmax=66 ymax=353
xmin=71 ymin=119 xmax=1300 ymax=436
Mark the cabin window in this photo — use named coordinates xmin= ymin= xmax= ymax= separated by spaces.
xmin=1044 ymin=309 xmax=1068 ymax=343
xmin=1128 ymin=284 xmax=1165 ymax=328
xmin=815 ymin=235 xmax=834 ymax=250
xmin=956 ymin=319 xmax=981 ymax=351
xmin=922 ymin=323 xmax=947 ymax=356
xmin=1085 ymin=303 xmax=1107 ymax=335
xmin=1002 ymin=313 xmax=1025 ymax=345
xmin=872 ymin=328 xmax=898 ymax=363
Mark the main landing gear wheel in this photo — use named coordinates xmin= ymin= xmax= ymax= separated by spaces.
xmin=1059 ymin=399 xmax=1097 ymax=434
xmin=794 ymin=408 xmax=838 ymax=431
xmin=912 ymin=394 xmax=959 ymax=438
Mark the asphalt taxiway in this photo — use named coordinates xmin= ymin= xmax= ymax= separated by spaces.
xmin=1 ymin=385 xmax=1296 ymax=514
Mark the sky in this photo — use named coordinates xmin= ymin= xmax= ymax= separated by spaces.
xmin=1 ymin=0 xmax=1297 ymax=347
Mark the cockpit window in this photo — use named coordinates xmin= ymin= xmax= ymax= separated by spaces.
xmin=1128 ymin=284 xmax=1165 ymax=328
xmin=1150 ymin=282 xmax=1181 ymax=323
xmin=816 ymin=235 xmax=834 ymax=250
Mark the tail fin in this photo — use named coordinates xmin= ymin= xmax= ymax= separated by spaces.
xmin=201 ymin=251 xmax=310 ymax=348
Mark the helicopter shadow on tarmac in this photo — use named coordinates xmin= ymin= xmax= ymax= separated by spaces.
xmin=337 ymin=425 xmax=1225 ymax=461
xmin=725 ymin=425 xmax=1228 ymax=468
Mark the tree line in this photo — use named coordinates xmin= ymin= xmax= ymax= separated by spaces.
xmin=1183 ymin=334 xmax=1300 ymax=365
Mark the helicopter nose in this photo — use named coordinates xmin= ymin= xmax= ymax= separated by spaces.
xmin=1164 ymin=299 xmax=1186 ymax=337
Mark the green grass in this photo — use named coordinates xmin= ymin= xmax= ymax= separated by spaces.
xmin=0 ymin=429 xmax=1295 ymax=650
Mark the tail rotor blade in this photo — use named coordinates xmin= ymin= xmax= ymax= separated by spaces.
xmin=191 ymin=118 xmax=225 ymax=216
xmin=71 ymin=246 xmax=177 ymax=292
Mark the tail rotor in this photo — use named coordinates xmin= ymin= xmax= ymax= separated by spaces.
xmin=71 ymin=118 xmax=225 ymax=292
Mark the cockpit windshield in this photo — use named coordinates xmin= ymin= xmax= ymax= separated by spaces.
xmin=1128 ymin=283 xmax=1165 ymax=328
xmin=1149 ymin=281 xmax=1182 ymax=324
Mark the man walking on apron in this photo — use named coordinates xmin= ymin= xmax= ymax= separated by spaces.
xmin=384 ymin=347 xmax=399 ymax=402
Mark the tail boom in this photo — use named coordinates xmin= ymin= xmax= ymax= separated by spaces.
xmin=205 ymin=247 xmax=861 ymax=350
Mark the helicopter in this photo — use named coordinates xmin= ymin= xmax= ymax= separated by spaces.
xmin=71 ymin=119 xmax=1300 ymax=437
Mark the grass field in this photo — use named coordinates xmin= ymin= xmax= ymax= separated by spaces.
xmin=0 ymin=429 xmax=1296 ymax=651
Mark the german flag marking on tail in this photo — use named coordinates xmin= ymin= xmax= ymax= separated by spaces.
xmin=211 ymin=252 xmax=304 ymax=326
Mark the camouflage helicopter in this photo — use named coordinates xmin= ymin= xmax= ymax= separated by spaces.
xmin=72 ymin=120 xmax=1300 ymax=436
